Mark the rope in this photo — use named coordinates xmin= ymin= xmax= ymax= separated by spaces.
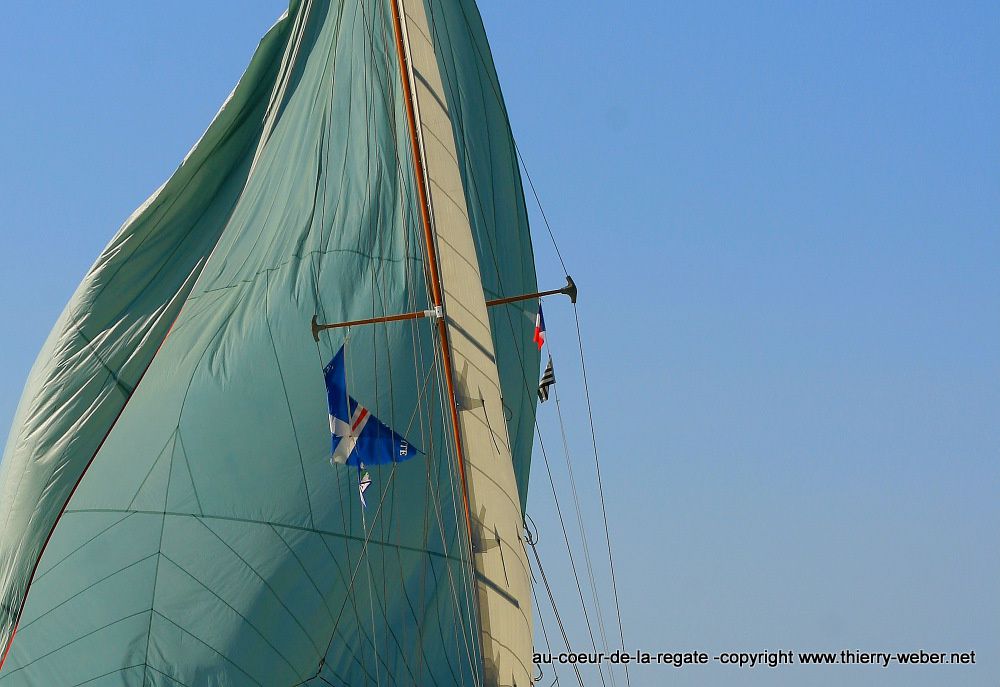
xmin=434 ymin=7 xmax=633 ymax=682
xmin=551 ymin=371 xmax=613 ymax=662
xmin=527 ymin=539 xmax=585 ymax=687
xmin=572 ymin=306 xmax=630 ymax=687
xmin=415 ymin=9 xmax=612 ymax=685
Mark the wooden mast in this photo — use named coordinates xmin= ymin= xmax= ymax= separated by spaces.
xmin=386 ymin=2 xmax=535 ymax=684
xmin=388 ymin=0 xmax=476 ymax=560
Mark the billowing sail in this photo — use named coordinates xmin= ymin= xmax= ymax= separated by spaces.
xmin=0 ymin=0 xmax=537 ymax=685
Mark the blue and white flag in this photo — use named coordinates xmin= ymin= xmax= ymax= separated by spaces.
xmin=324 ymin=345 xmax=420 ymax=468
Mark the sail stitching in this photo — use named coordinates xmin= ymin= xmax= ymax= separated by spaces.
xmin=16 ymin=553 xmax=158 ymax=634
xmin=0 ymin=610 xmax=151 ymax=681
xmin=140 ymin=425 xmax=179 ymax=685
xmin=157 ymin=552 xmax=303 ymax=681
xmin=152 ymin=610 xmax=263 ymax=686
xmin=67 ymin=663 xmax=146 ymax=687
xmin=29 ymin=512 xmax=135 ymax=585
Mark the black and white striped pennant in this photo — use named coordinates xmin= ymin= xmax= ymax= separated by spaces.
xmin=538 ymin=356 xmax=555 ymax=402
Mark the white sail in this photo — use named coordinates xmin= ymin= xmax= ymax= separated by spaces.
xmin=397 ymin=0 xmax=534 ymax=684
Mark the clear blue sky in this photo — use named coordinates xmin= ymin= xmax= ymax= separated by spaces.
xmin=1 ymin=2 xmax=997 ymax=686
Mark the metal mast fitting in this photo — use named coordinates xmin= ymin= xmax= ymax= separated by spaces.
xmin=484 ymin=275 xmax=577 ymax=307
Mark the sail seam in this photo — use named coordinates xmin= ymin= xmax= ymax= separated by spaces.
xmin=0 ymin=610 xmax=150 ymax=680
xmin=29 ymin=512 xmax=135 ymax=585
xmin=17 ymin=553 xmax=158 ymax=634
xmin=67 ymin=663 xmax=145 ymax=687
xmin=152 ymin=610 xmax=263 ymax=687
xmin=157 ymin=552 xmax=303 ymax=681
xmin=141 ymin=426 xmax=177 ymax=685
xmin=60 ymin=508 xmax=464 ymax=561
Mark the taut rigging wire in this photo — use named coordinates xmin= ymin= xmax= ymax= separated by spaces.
xmin=431 ymin=8 xmax=633 ymax=686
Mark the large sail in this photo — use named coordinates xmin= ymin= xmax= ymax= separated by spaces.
xmin=0 ymin=1 xmax=536 ymax=685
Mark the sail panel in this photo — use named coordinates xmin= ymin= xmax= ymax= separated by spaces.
xmin=421 ymin=0 xmax=540 ymax=513
xmin=0 ymin=9 xmax=297 ymax=658
xmin=398 ymin=0 xmax=534 ymax=684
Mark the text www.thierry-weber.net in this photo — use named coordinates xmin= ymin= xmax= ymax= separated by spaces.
xmin=534 ymin=649 xmax=976 ymax=669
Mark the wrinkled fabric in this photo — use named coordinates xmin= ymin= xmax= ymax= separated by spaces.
xmin=0 ymin=0 xmax=536 ymax=684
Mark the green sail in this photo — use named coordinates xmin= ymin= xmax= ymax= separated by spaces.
xmin=0 ymin=1 xmax=537 ymax=684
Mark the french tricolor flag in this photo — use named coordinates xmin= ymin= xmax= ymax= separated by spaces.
xmin=533 ymin=304 xmax=546 ymax=350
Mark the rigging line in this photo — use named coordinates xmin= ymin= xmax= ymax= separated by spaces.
xmin=358 ymin=2 xmax=476 ymax=684
xmin=419 ymin=0 xmax=583 ymax=601
xmin=387 ymin=6 xmax=485 ymax=675
xmin=303 ymin=460 xmax=402 ymax=686
xmin=394 ymin=60 xmax=423 ymax=682
xmin=545 ymin=329 xmax=612 ymax=659
xmin=427 ymin=9 xmax=629 ymax=686
xmin=387 ymin=536 xmax=451 ymax=687
xmin=417 ymin=12 xmax=623 ymax=687
xmin=514 ymin=144 xmax=568 ymax=277
xmin=315 ymin=473 xmax=449 ymax=686
xmin=424 ymin=356 xmax=482 ymax=684
xmin=399 ymin=164 xmax=442 ymax=684
xmin=365 ymin=146 xmax=385 ymax=687
xmin=422 ymin=358 xmax=485 ymax=685
xmin=303 ymin=112 xmax=375 ymax=687
xmin=361 ymin=504 xmax=382 ymax=687
xmin=307 ymin=345 xmax=382 ymax=679
xmin=426 ymin=451 xmax=480 ymax=660
xmin=374 ymin=0 xmax=486 ymax=668
xmin=336 ymin=307 xmax=476 ymax=682
xmin=419 ymin=267 xmax=479 ymax=663
xmin=376 ymin=191 xmax=482 ymax=685
xmin=357 ymin=158 xmax=416 ymax=679
xmin=415 ymin=426 xmax=434 ymax=683
xmin=361 ymin=11 xmax=446 ymax=668
xmin=390 ymin=0 xmax=482 ymax=588
xmin=303 ymin=38 xmax=418 ymax=670
xmin=398 ymin=214 xmax=478 ymax=685
xmin=527 ymin=543 xmax=585 ymax=687
xmin=317 ymin=335 xmax=474 ymax=685
xmin=399 ymin=139 xmax=483 ymax=684
xmin=413 ymin=19 xmax=608 ymax=678
xmin=334 ymin=344 xmax=378 ymax=684
xmin=530 ymin=576 xmax=561 ymax=687
xmin=362 ymin=72 xmax=421 ymax=683
xmin=445 ymin=0 xmax=568 ymax=277
xmin=534 ymin=421 xmax=608 ymax=687
xmin=572 ymin=305 xmax=630 ymax=686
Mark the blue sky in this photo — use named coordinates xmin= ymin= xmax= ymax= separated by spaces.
xmin=1 ymin=2 xmax=997 ymax=685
